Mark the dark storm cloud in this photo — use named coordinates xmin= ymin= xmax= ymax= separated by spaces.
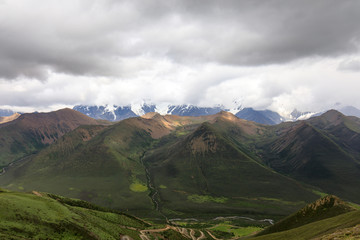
xmin=159 ymin=0 xmax=360 ymax=65
xmin=0 ymin=0 xmax=359 ymax=79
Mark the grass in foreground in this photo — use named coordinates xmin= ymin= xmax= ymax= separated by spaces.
xmin=209 ymin=224 xmax=262 ymax=238
xmin=250 ymin=210 xmax=360 ymax=240
xmin=0 ymin=189 xmax=152 ymax=240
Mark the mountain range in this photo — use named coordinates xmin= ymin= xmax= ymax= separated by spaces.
xmin=73 ymin=104 xmax=287 ymax=125
xmin=2 ymin=103 xmax=359 ymax=125
xmin=72 ymin=103 xmax=360 ymax=125
xmin=1 ymin=107 xmax=360 ymax=238
xmin=1 ymin=108 xmax=360 ymax=224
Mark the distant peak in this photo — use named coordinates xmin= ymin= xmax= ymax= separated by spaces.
xmin=58 ymin=107 xmax=74 ymax=112
xmin=257 ymin=195 xmax=354 ymax=236
xmin=338 ymin=106 xmax=360 ymax=118
xmin=325 ymin=109 xmax=343 ymax=115
xmin=217 ymin=110 xmax=236 ymax=117
xmin=299 ymin=195 xmax=353 ymax=214
xmin=141 ymin=112 xmax=161 ymax=119
xmin=214 ymin=111 xmax=238 ymax=122
xmin=321 ymin=109 xmax=345 ymax=121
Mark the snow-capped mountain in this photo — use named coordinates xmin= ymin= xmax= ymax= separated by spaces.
xmin=167 ymin=105 xmax=224 ymax=116
xmin=288 ymin=109 xmax=318 ymax=121
xmin=73 ymin=103 xmax=284 ymax=125
xmin=130 ymin=102 xmax=157 ymax=116
xmin=73 ymin=104 xmax=227 ymax=121
xmin=73 ymin=105 xmax=137 ymax=121
xmin=285 ymin=106 xmax=360 ymax=121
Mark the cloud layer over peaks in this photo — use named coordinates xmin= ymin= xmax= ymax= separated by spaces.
xmin=0 ymin=0 xmax=360 ymax=114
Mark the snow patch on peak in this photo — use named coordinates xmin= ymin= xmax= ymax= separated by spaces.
xmin=155 ymin=103 xmax=170 ymax=115
xmin=228 ymin=99 xmax=244 ymax=114
xmin=130 ymin=100 xmax=157 ymax=116
xmin=104 ymin=105 xmax=117 ymax=121
xmin=282 ymin=109 xmax=318 ymax=121
xmin=131 ymin=103 xmax=145 ymax=116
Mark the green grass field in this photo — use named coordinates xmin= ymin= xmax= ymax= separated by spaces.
xmin=209 ymin=224 xmax=262 ymax=238
xmin=0 ymin=189 xmax=149 ymax=239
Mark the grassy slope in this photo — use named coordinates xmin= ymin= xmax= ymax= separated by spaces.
xmin=258 ymin=119 xmax=360 ymax=203
xmin=308 ymin=111 xmax=360 ymax=162
xmin=250 ymin=210 xmax=360 ymax=240
xmin=2 ymin=189 xmax=359 ymax=240
xmin=256 ymin=195 xmax=356 ymax=236
xmin=0 ymin=120 xmax=157 ymax=216
xmin=0 ymin=189 xmax=149 ymax=240
xmin=145 ymin=119 xmax=318 ymax=218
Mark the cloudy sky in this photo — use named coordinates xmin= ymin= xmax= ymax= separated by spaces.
xmin=0 ymin=0 xmax=360 ymax=116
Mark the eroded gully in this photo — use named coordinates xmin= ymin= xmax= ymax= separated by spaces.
xmin=140 ymin=152 xmax=169 ymax=223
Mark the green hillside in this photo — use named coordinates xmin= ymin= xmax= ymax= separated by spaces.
xmin=251 ymin=211 xmax=360 ymax=240
xmin=256 ymin=195 xmax=356 ymax=236
xmin=258 ymin=112 xmax=360 ymax=203
xmin=2 ymin=188 xmax=358 ymax=240
xmin=145 ymin=120 xmax=318 ymax=218
xmin=1 ymin=109 xmax=360 ymax=225
xmin=0 ymin=188 xmax=210 ymax=240
xmin=0 ymin=118 xmax=163 ymax=217
xmin=0 ymin=188 xmax=148 ymax=239
xmin=251 ymin=195 xmax=360 ymax=240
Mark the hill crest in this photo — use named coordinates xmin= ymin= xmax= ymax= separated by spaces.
xmin=0 ymin=108 xmax=104 ymax=166
xmin=257 ymin=195 xmax=355 ymax=236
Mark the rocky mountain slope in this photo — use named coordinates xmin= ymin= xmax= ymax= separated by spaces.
xmin=0 ymin=108 xmax=104 ymax=167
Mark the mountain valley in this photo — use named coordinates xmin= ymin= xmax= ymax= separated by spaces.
xmin=1 ymin=109 xmax=360 ymax=239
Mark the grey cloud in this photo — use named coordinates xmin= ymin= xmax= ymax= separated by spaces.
xmin=338 ymin=59 xmax=360 ymax=71
xmin=167 ymin=0 xmax=360 ymax=65
xmin=0 ymin=0 xmax=360 ymax=80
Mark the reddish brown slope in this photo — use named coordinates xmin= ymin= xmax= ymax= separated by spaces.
xmin=8 ymin=108 xmax=101 ymax=144
xmin=0 ymin=108 xmax=103 ymax=166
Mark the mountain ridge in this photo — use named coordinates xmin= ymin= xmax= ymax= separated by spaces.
xmin=0 ymin=108 xmax=104 ymax=167
xmin=73 ymin=104 xmax=285 ymax=125
xmin=256 ymin=195 xmax=356 ymax=237
xmin=1 ymin=109 xmax=360 ymax=224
